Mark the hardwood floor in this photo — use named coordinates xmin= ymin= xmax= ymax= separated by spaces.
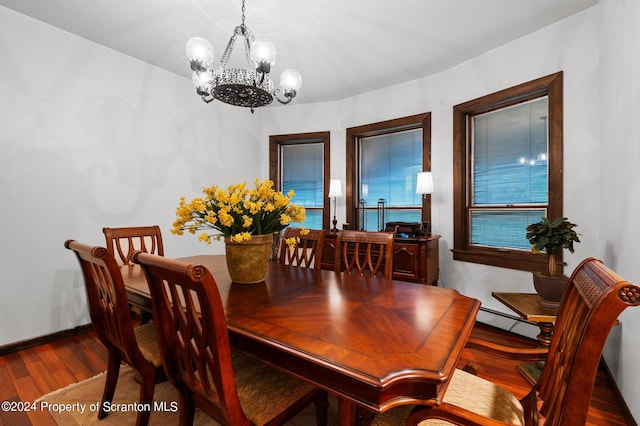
xmin=0 ymin=323 xmax=632 ymax=425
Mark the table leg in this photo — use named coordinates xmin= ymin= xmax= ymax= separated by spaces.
xmin=338 ymin=398 xmax=356 ymax=426
xmin=517 ymin=321 xmax=554 ymax=385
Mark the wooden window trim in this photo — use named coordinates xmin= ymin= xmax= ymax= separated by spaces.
xmin=346 ymin=113 xmax=431 ymax=230
xmin=452 ymin=72 xmax=563 ymax=273
xmin=269 ymin=131 xmax=331 ymax=230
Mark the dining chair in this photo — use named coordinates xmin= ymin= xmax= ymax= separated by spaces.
xmin=335 ymin=230 xmax=394 ymax=279
xmin=279 ymin=228 xmax=326 ymax=269
xmin=64 ymin=240 xmax=164 ymax=426
xmin=103 ymin=225 xmax=164 ymax=266
xmin=370 ymin=257 xmax=640 ymax=426
xmin=131 ymin=251 xmax=329 ymax=426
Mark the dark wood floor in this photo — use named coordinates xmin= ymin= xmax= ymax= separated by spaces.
xmin=0 ymin=323 xmax=632 ymax=425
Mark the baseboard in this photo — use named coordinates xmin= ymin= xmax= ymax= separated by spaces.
xmin=0 ymin=323 xmax=94 ymax=356
xmin=598 ymin=358 xmax=638 ymax=426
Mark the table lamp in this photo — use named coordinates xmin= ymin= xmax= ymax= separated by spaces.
xmin=416 ymin=172 xmax=434 ymax=199
xmin=328 ymin=179 xmax=342 ymax=233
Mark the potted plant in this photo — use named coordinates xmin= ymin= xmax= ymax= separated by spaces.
xmin=171 ymin=179 xmax=307 ymax=283
xmin=526 ymin=216 xmax=580 ymax=302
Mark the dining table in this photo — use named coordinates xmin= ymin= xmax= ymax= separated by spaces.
xmin=122 ymin=255 xmax=480 ymax=426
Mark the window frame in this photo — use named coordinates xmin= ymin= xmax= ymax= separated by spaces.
xmin=452 ymin=72 xmax=563 ymax=273
xmin=269 ymin=131 xmax=331 ymax=231
xmin=346 ymin=113 xmax=431 ymax=230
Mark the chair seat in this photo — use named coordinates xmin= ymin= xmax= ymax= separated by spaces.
xmin=371 ymin=368 xmax=524 ymax=426
xmin=133 ymin=321 xmax=162 ymax=367
xmin=231 ymin=349 xmax=318 ymax=425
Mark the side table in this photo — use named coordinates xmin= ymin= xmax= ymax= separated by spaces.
xmin=492 ymin=292 xmax=557 ymax=385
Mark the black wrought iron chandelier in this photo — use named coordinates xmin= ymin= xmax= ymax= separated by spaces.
xmin=186 ymin=0 xmax=302 ymax=112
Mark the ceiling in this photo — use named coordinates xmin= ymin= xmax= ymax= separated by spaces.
xmin=0 ymin=0 xmax=598 ymax=105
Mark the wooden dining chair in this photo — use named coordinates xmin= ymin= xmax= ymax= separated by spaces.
xmin=131 ymin=251 xmax=328 ymax=426
xmin=103 ymin=225 xmax=164 ymax=265
xmin=370 ymin=257 xmax=640 ymax=426
xmin=279 ymin=228 xmax=326 ymax=269
xmin=64 ymin=240 xmax=164 ymax=426
xmin=335 ymin=230 xmax=394 ymax=279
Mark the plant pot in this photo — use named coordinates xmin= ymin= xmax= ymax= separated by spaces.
xmin=533 ymin=273 xmax=568 ymax=302
xmin=224 ymin=234 xmax=273 ymax=284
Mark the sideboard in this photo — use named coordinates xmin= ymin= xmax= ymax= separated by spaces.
xmin=320 ymin=233 xmax=440 ymax=285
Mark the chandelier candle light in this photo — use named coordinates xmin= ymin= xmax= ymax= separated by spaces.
xmin=186 ymin=0 xmax=302 ymax=112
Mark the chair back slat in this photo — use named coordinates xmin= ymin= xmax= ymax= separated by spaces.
xmin=132 ymin=252 xmax=250 ymax=425
xmin=536 ymin=257 xmax=640 ymax=425
xmin=103 ymin=226 xmax=164 ymax=265
xmin=335 ymin=230 xmax=394 ymax=279
xmin=279 ymin=228 xmax=326 ymax=270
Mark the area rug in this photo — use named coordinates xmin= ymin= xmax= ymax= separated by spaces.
xmin=37 ymin=365 xmax=337 ymax=425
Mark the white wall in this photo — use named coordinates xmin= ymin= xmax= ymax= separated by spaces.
xmin=0 ymin=6 xmax=260 ymax=346
xmin=260 ymin=4 xmax=640 ymax=420
xmin=598 ymin=0 xmax=640 ymax=418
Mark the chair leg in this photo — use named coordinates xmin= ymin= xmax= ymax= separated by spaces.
xmin=134 ymin=367 xmax=156 ymax=426
xmin=98 ymin=348 xmax=121 ymax=419
xmin=314 ymin=390 xmax=329 ymax=426
xmin=178 ymin=393 xmax=196 ymax=426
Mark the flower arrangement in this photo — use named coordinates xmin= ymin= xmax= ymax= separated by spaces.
xmin=171 ymin=179 xmax=307 ymax=247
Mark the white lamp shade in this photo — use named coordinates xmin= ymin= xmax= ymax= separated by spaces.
xmin=416 ymin=172 xmax=434 ymax=195
xmin=186 ymin=37 xmax=215 ymax=67
xmin=328 ymin=179 xmax=342 ymax=198
xmin=361 ymin=184 xmax=368 ymax=200
xmin=280 ymin=69 xmax=302 ymax=91
xmin=250 ymin=39 xmax=277 ymax=66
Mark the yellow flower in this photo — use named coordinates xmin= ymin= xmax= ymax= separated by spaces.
xmin=204 ymin=212 xmax=217 ymax=224
xmin=191 ymin=197 xmax=206 ymax=212
xmin=280 ymin=213 xmax=291 ymax=225
xmin=245 ymin=200 xmax=261 ymax=214
xmin=198 ymin=232 xmax=212 ymax=244
xmin=273 ymin=192 xmax=289 ymax=208
xmin=172 ymin=179 xmax=306 ymax=244
xmin=285 ymin=236 xmax=300 ymax=251
xmin=214 ymin=188 xmax=230 ymax=204
xmin=219 ymin=211 xmax=234 ymax=227
xmin=230 ymin=232 xmax=252 ymax=242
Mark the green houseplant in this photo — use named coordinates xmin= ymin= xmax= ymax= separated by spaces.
xmin=526 ymin=216 xmax=580 ymax=302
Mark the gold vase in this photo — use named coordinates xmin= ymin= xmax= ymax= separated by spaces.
xmin=224 ymin=233 xmax=274 ymax=284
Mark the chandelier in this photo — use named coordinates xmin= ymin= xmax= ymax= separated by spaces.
xmin=186 ymin=0 xmax=302 ymax=112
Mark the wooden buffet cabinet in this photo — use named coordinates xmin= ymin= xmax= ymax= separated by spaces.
xmin=320 ymin=233 xmax=440 ymax=285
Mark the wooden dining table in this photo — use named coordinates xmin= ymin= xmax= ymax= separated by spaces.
xmin=122 ymin=255 xmax=480 ymax=425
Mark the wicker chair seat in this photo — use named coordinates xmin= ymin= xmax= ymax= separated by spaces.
xmin=230 ymin=350 xmax=319 ymax=425
xmin=133 ymin=321 xmax=162 ymax=367
xmin=371 ymin=368 xmax=524 ymax=426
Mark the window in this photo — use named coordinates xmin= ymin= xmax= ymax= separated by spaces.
xmin=453 ymin=72 xmax=563 ymax=273
xmin=269 ymin=132 xmax=330 ymax=230
xmin=346 ymin=113 xmax=431 ymax=231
